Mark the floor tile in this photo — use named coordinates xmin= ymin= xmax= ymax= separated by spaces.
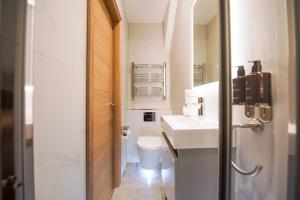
xmin=112 ymin=163 xmax=163 ymax=200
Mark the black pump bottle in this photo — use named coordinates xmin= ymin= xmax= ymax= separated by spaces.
xmin=233 ymin=66 xmax=246 ymax=105
xmin=245 ymin=60 xmax=261 ymax=118
xmin=245 ymin=60 xmax=272 ymax=121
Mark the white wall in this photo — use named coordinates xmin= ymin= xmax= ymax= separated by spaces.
xmin=164 ymin=0 xmax=177 ymax=50
xmin=125 ymin=23 xmax=171 ymax=162
xmin=230 ymin=0 xmax=289 ymax=199
xmin=33 ymin=0 xmax=87 ymax=199
xmin=170 ymin=0 xmax=194 ymax=114
xmin=128 ymin=23 xmax=170 ymax=109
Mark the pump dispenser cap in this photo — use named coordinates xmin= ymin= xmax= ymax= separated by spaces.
xmin=237 ymin=66 xmax=245 ymax=76
xmin=248 ymin=60 xmax=262 ymax=72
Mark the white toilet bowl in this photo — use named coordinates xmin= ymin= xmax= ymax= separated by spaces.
xmin=137 ymin=136 xmax=162 ymax=170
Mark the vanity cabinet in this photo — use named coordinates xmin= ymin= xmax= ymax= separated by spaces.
xmin=161 ymin=133 xmax=218 ymax=200
xmin=160 ymin=115 xmax=219 ymax=200
xmin=161 ymin=115 xmax=219 ymax=200
xmin=161 ymin=133 xmax=177 ymax=200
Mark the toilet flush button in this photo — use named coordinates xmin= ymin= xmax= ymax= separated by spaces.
xmin=144 ymin=112 xmax=156 ymax=122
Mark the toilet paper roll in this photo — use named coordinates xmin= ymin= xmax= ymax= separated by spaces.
xmin=122 ymin=129 xmax=130 ymax=139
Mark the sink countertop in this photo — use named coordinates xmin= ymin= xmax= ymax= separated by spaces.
xmin=161 ymin=115 xmax=219 ymax=149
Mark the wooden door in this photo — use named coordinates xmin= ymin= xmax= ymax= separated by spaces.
xmin=87 ymin=0 xmax=121 ymax=199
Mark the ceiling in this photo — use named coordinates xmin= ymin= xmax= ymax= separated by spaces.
xmin=193 ymin=0 xmax=218 ymax=25
xmin=123 ymin=0 xmax=170 ymax=23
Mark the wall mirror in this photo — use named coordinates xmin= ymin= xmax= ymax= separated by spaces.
xmin=193 ymin=0 xmax=220 ymax=87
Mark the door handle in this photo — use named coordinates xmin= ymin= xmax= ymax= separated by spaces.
xmin=109 ymin=103 xmax=116 ymax=107
xmin=231 ymin=161 xmax=263 ymax=177
xmin=2 ymin=176 xmax=23 ymax=189
xmin=231 ymin=121 xmax=263 ymax=177
xmin=232 ymin=122 xmax=264 ymax=134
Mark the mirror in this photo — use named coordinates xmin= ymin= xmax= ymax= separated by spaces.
xmin=193 ymin=0 xmax=220 ymax=87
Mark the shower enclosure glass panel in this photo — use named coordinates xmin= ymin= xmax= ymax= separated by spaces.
xmin=227 ymin=0 xmax=298 ymax=199
xmin=0 ymin=0 xmax=35 ymax=199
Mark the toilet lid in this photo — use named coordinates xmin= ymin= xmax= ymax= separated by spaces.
xmin=137 ymin=137 xmax=161 ymax=150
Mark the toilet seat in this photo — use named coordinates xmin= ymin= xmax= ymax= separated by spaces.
xmin=137 ymin=136 xmax=161 ymax=151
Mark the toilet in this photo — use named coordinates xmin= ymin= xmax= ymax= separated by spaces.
xmin=137 ymin=136 xmax=162 ymax=170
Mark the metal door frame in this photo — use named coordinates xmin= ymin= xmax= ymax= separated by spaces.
xmin=0 ymin=0 xmax=35 ymax=199
xmin=294 ymin=0 xmax=300 ymax=198
xmin=218 ymin=0 xmax=232 ymax=199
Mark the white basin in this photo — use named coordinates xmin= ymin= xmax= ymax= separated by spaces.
xmin=161 ymin=115 xmax=219 ymax=149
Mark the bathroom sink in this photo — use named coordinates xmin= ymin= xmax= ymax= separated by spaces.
xmin=161 ymin=115 xmax=218 ymax=149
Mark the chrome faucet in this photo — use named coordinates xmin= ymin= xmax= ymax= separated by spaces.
xmin=198 ymin=97 xmax=204 ymax=117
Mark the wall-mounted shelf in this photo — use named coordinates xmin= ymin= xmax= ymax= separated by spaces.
xmin=132 ymin=62 xmax=166 ymax=99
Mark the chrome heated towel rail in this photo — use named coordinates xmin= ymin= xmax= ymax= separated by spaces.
xmin=131 ymin=62 xmax=166 ymax=99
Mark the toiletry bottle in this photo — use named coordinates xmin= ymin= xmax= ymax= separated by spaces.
xmin=258 ymin=65 xmax=272 ymax=122
xmin=258 ymin=70 xmax=272 ymax=105
xmin=245 ymin=60 xmax=262 ymax=118
xmin=233 ymin=66 xmax=246 ymax=105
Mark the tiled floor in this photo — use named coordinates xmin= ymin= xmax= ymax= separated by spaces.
xmin=111 ymin=163 xmax=163 ymax=200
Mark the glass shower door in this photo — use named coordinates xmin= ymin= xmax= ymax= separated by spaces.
xmin=225 ymin=0 xmax=299 ymax=199
xmin=0 ymin=0 xmax=35 ymax=199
